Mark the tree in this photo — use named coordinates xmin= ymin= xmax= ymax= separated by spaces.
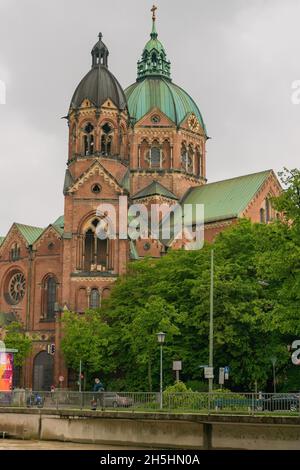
xmin=102 ymin=218 xmax=297 ymax=391
xmin=272 ymin=168 xmax=300 ymax=226
xmin=2 ymin=322 xmax=32 ymax=367
xmin=60 ymin=310 xmax=113 ymax=387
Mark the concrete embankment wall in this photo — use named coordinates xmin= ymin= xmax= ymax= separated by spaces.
xmin=1 ymin=408 xmax=300 ymax=449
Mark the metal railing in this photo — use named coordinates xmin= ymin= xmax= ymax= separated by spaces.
xmin=0 ymin=390 xmax=300 ymax=415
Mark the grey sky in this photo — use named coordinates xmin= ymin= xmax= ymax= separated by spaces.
xmin=0 ymin=0 xmax=299 ymax=234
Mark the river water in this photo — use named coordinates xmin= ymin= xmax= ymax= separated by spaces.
xmin=0 ymin=439 xmax=138 ymax=450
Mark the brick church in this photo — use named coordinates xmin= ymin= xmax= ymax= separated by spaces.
xmin=0 ymin=7 xmax=281 ymax=390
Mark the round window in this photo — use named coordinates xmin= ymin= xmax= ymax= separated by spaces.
xmin=7 ymin=272 xmax=26 ymax=305
xmin=151 ymin=114 xmax=161 ymax=124
xmin=91 ymin=184 xmax=102 ymax=194
xmin=143 ymin=242 xmax=151 ymax=251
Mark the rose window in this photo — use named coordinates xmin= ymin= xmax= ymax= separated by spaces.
xmin=8 ymin=272 xmax=26 ymax=304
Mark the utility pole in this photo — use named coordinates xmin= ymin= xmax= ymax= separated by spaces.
xmin=209 ymin=249 xmax=214 ymax=393
xmin=79 ymin=360 xmax=82 ymax=393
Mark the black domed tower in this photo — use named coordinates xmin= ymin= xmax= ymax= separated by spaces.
xmin=70 ymin=33 xmax=127 ymax=112
xmin=66 ymin=33 xmax=129 ymax=183
xmin=61 ymin=33 xmax=130 ymax=326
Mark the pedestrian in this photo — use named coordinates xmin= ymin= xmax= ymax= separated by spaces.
xmin=91 ymin=378 xmax=105 ymax=410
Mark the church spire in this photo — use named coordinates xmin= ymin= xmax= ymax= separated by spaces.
xmin=137 ymin=5 xmax=171 ymax=81
xmin=91 ymin=32 xmax=109 ymax=68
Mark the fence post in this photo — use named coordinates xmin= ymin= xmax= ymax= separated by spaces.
xmin=208 ymin=392 xmax=211 ymax=415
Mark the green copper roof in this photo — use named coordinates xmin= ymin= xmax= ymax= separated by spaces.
xmin=52 ymin=215 xmax=64 ymax=236
xmin=125 ymin=77 xmax=206 ymax=130
xmin=183 ymin=170 xmax=272 ymax=224
xmin=15 ymin=223 xmax=44 ymax=245
xmin=132 ymin=181 xmax=178 ymax=200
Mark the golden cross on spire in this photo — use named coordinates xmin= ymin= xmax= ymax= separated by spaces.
xmin=151 ymin=4 xmax=157 ymax=21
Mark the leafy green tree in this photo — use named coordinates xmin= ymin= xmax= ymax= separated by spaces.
xmin=60 ymin=310 xmax=113 ymax=387
xmin=2 ymin=322 xmax=32 ymax=367
xmin=272 ymin=168 xmax=300 ymax=226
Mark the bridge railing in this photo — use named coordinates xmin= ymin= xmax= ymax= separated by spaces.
xmin=0 ymin=390 xmax=300 ymax=415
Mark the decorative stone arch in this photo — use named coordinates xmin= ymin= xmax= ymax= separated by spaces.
xmin=32 ymin=351 xmax=54 ymax=391
xmin=77 ymin=213 xmax=113 ymax=273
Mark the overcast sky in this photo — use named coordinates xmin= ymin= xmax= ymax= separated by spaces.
xmin=0 ymin=0 xmax=299 ymax=234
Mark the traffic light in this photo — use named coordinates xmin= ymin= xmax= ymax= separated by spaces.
xmin=48 ymin=343 xmax=55 ymax=355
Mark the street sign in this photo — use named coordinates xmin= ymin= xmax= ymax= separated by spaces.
xmin=219 ymin=368 xmax=225 ymax=385
xmin=173 ymin=361 xmax=182 ymax=371
xmin=58 ymin=375 xmax=64 ymax=383
xmin=204 ymin=367 xmax=214 ymax=379
xmin=224 ymin=366 xmax=230 ymax=380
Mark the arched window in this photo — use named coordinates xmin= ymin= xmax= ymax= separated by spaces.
xmin=83 ymin=219 xmax=110 ymax=272
xmin=260 ymin=208 xmax=266 ymax=224
xmin=101 ymin=123 xmax=113 ymax=155
xmin=181 ymin=143 xmax=191 ymax=172
xmin=42 ymin=276 xmax=57 ymax=320
xmin=83 ymin=122 xmax=94 ymax=156
xmin=90 ymin=288 xmax=100 ymax=309
xmin=265 ymin=198 xmax=271 ymax=223
xmin=10 ymin=243 xmax=20 ymax=261
xmin=188 ymin=145 xmax=194 ymax=173
xmin=195 ymin=147 xmax=202 ymax=177
xmin=150 ymin=141 xmax=161 ymax=168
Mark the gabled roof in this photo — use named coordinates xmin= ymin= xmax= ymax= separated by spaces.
xmin=67 ymin=160 xmax=127 ymax=195
xmin=52 ymin=215 xmax=64 ymax=235
xmin=14 ymin=223 xmax=44 ymax=245
xmin=132 ymin=181 xmax=178 ymax=200
xmin=182 ymin=170 xmax=274 ymax=224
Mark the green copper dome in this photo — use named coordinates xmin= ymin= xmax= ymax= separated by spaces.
xmin=125 ymin=77 xmax=206 ymax=130
xmin=125 ymin=7 xmax=206 ymax=132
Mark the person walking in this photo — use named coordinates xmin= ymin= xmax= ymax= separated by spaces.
xmin=91 ymin=378 xmax=104 ymax=410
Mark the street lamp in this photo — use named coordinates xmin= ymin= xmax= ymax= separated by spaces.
xmin=157 ymin=332 xmax=166 ymax=410
xmin=270 ymin=356 xmax=277 ymax=394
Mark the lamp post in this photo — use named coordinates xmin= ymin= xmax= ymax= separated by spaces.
xmin=270 ymin=356 xmax=277 ymax=394
xmin=209 ymin=249 xmax=214 ymax=393
xmin=157 ymin=332 xmax=166 ymax=410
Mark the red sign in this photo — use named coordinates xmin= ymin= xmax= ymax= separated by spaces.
xmin=0 ymin=352 xmax=14 ymax=391
xmin=58 ymin=375 xmax=64 ymax=383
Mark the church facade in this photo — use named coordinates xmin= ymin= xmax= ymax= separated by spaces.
xmin=0 ymin=8 xmax=281 ymax=390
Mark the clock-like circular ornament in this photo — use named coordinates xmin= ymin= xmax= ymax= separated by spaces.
xmin=151 ymin=114 xmax=161 ymax=124
xmin=188 ymin=114 xmax=199 ymax=132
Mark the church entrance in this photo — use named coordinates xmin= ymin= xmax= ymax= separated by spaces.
xmin=33 ymin=351 xmax=54 ymax=391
